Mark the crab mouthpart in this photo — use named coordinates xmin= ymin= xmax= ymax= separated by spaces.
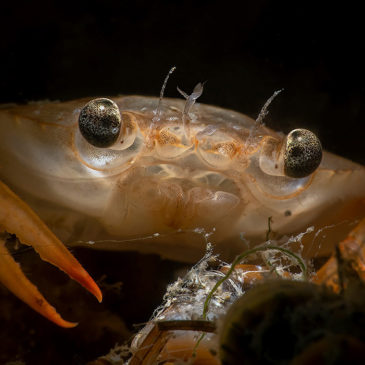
xmin=103 ymin=165 xmax=242 ymax=237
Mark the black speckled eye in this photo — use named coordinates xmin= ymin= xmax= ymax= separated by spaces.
xmin=284 ymin=129 xmax=322 ymax=178
xmin=78 ymin=98 xmax=121 ymax=148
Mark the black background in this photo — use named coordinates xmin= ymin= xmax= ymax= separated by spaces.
xmin=1 ymin=0 xmax=364 ymax=164
xmin=1 ymin=1 xmax=365 ymax=364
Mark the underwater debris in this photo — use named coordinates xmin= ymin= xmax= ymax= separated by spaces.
xmin=89 ymin=218 xmax=365 ymax=364
xmin=219 ymin=279 xmax=365 ymax=365
xmin=90 ymin=229 xmax=314 ymax=364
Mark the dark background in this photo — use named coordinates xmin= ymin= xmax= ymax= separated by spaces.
xmin=1 ymin=0 xmax=364 ymax=164
xmin=0 ymin=1 xmax=365 ymax=364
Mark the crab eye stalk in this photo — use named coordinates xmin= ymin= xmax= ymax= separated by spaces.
xmin=284 ymin=129 xmax=322 ymax=178
xmin=78 ymin=98 xmax=121 ymax=148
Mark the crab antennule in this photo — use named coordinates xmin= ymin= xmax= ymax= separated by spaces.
xmin=0 ymin=181 xmax=102 ymax=323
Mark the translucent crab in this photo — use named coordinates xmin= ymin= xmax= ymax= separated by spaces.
xmin=0 ymin=69 xmax=364 ymax=327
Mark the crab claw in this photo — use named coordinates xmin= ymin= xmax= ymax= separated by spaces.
xmin=0 ymin=180 xmax=102 ymax=328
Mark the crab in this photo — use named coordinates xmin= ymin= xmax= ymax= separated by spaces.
xmin=0 ymin=77 xmax=364 ymax=329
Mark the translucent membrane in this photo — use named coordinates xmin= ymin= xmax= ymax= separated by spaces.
xmin=259 ymin=136 xmax=286 ymax=176
xmin=248 ymin=153 xmax=311 ymax=198
xmin=106 ymin=112 xmax=139 ymax=151
xmin=74 ymin=127 xmax=143 ymax=172
xmin=197 ymin=131 xmax=239 ymax=169
xmin=155 ymin=125 xmax=194 ymax=159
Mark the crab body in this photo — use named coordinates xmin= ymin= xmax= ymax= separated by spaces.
xmin=0 ymin=93 xmax=364 ymax=326
xmin=1 ymin=96 xmax=364 ymax=260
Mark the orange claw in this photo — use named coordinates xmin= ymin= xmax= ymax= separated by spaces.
xmin=0 ymin=180 xmax=102 ymax=327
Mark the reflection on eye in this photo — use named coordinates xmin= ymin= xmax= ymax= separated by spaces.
xmin=78 ymin=98 xmax=121 ymax=148
xmin=284 ymin=129 xmax=322 ymax=178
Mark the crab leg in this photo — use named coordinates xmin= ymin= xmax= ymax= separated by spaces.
xmin=313 ymin=217 xmax=365 ymax=291
xmin=0 ymin=180 xmax=102 ymax=327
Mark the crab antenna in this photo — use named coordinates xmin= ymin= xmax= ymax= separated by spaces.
xmin=255 ymin=89 xmax=283 ymax=126
xmin=153 ymin=66 xmax=177 ymax=123
xmin=245 ymin=89 xmax=283 ymax=148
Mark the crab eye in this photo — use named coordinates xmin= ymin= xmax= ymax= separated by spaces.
xmin=78 ymin=98 xmax=121 ymax=148
xmin=284 ymin=129 xmax=322 ymax=178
